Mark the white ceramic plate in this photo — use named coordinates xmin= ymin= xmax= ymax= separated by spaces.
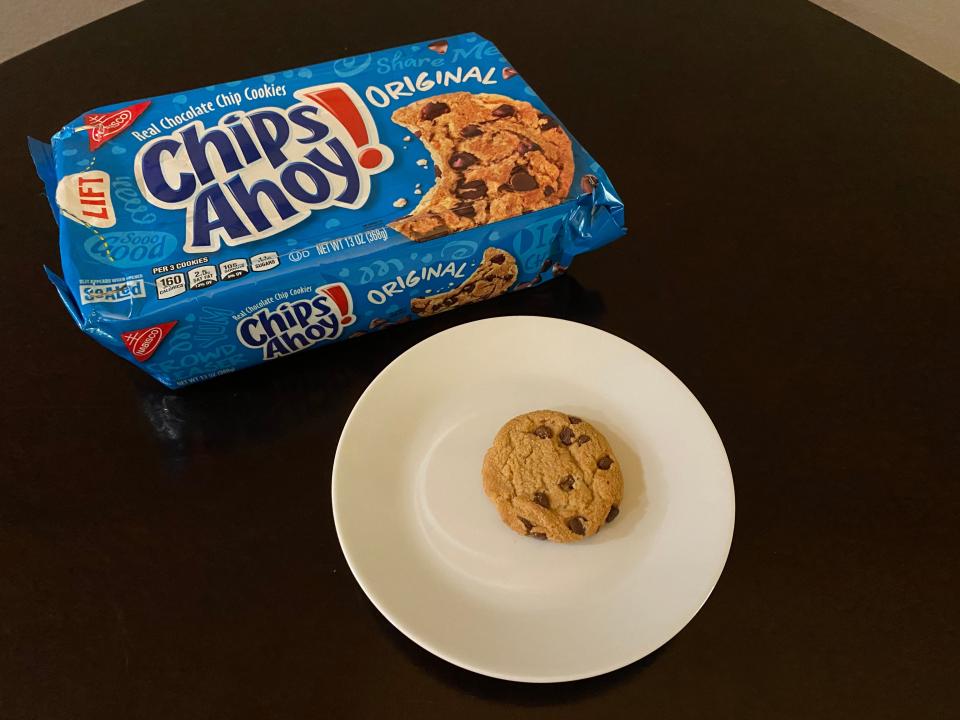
xmin=332 ymin=316 xmax=735 ymax=682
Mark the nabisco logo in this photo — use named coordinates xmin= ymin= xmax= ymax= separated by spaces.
xmin=121 ymin=321 xmax=177 ymax=362
xmin=84 ymin=101 xmax=151 ymax=151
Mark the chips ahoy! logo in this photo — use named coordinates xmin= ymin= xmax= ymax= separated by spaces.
xmin=236 ymin=283 xmax=355 ymax=360
xmin=134 ymin=84 xmax=393 ymax=254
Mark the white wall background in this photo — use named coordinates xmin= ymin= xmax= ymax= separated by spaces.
xmin=0 ymin=0 xmax=959 ymax=85
xmin=0 ymin=0 xmax=140 ymax=63
xmin=811 ymin=0 xmax=960 ymax=82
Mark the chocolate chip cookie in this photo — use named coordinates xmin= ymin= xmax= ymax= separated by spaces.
xmin=482 ymin=410 xmax=624 ymax=543
xmin=411 ymin=247 xmax=518 ymax=317
xmin=390 ymin=92 xmax=574 ymax=241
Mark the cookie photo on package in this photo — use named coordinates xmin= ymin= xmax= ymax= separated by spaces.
xmin=29 ymin=32 xmax=626 ymax=388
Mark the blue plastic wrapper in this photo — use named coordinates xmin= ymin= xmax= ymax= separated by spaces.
xmin=29 ymin=33 xmax=625 ymax=387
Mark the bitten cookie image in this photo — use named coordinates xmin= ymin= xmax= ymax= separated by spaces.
xmin=390 ymin=92 xmax=575 ymax=241
xmin=482 ymin=410 xmax=624 ymax=543
xmin=410 ymin=247 xmax=518 ymax=317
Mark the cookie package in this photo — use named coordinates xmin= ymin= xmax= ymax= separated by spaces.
xmin=29 ymin=33 xmax=625 ymax=388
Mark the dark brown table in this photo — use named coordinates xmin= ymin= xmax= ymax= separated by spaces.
xmin=2 ymin=1 xmax=957 ymax=717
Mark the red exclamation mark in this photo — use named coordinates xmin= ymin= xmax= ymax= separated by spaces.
xmin=322 ymin=284 xmax=354 ymax=325
xmin=301 ymin=86 xmax=385 ymax=170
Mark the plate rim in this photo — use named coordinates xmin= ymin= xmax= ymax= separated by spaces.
xmin=332 ymin=316 xmax=736 ymax=683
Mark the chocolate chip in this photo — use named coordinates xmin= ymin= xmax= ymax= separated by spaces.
xmin=461 ymin=124 xmax=483 ymax=138
xmin=605 ymin=505 xmax=620 ymax=523
xmin=576 ymin=434 xmax=590 ymax=446
xmin=518 ymin=516 xmax=533 ymax=533
xmin=434 ymin=165 xmax=441 ymax=178
xmin=568 ymin=416 xmax=581 ymax=424
xmin=455 ymin=179 xmax=487 ymax=200
xmin=510 ymin=171 xmax=538 ymax=192
xmin=597 ymin=455 xmax=613 ymax=470
xmin=502 ymin=67 xmax=519 ymax=80
xmin=558 ymin=426 xmax=575 ymax=446
xmin=566 ymin=516 xmax=586 ymax=535
xmin=533 ymin=491 xmax=550 ymax=508
xmin=483 ymin=273 xmax=496 ymax=281
xmin=452 ymin=203 xmax=476 ymax=218
xmin=492 ymin=104 xmax=515 ymax=118
xmin=532 ymin=425 xmax=552 ymax=439
xmin=538 ymin=113 xmax=558 ymax=130
xmin=420 ymin=102 xmax=450 ymax=121
xmin=558 ymin=475 xmax=575 ymax=491
xmin=441 ymin=297 xmax=456 ymax=307
xmin=543 ymin=186 xmax=554 ymax=196
xmin=497 ymin=183 xmax=514 ymax=193
xmin=518 ymin=139 xmax=541 ymax=155
xmin=414 ymin=130 xmax=422 ymax=138
xmin=461 ymin=283 xmax=475 ymax=293
xmin=580 ymin=174 xmax=599 ymax=194
xmin=490 ymin=253 xmax=506 ymax=264
xmin=427 ymin=39 xmax=449 ymax=55
xmin=530 ymin=531 xmax=547 ymax=540
xmin=449 ymin=151 xmax=478 ymax=170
